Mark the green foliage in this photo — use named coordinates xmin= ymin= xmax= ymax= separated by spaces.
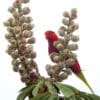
xmin=45 ymin=81 xmax=58 ymax=100
xmin=32 ymin=81 xmax=43 ymax=97
xmin=55 ymin=82 xmax=78 ymax=98
xmin=17 ymin=84 xmax=35 ymax=100
xmin=30 ymin=92 xmax=51 ymax=100
xmin=17 ymin=81 xmax=100 ymax=100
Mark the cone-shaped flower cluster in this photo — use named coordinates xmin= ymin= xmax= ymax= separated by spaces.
xmin=4 ymin=0 xmax=40 ymax=84
xmin=46 ymin=8 xmax=79 ymax=82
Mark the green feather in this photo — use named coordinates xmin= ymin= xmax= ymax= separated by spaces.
xmin=76 ymin=72 xmax=94 ymax=94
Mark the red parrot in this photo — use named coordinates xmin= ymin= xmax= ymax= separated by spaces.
xmin=45 ymin=30 xmax=94 ymax=94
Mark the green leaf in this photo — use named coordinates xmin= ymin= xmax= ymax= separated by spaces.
xmin=55 ymin=82 xmax=75 ymax=98
xmin=45 ymin=81 xmax=58 ymax=100
xmin=80 ymin=92 xmax=93 ymax=100
xmin=32 ymin=92 xmax=51 ymax=100
xmin=88 ymin=94 xmax=100 ymax=100
xmin=66 ymin=85 xmax=79 ymax=94
xmin=19 ymin=82 xmax=37 ymax=92
xmin=19 ymin=86 xmax=29 ymax=92
xmin=80 ymin=92 xmax=100 ymax=100
xmin=45 ymin=81 xmax=58 ymax=96
xmin=32 ymin=81 xmax=43 ymax=97
xmin=74 ymin=95 xmax=83 ymax=100
xmin=17 ymin=84 xmax=35 ymax=100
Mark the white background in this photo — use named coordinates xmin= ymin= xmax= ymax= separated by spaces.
xmin=0 ymin=0 xmax=100 ymax=99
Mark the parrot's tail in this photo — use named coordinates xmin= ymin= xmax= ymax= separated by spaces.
xmin=76 ymin=72 xmax=94 ymax=94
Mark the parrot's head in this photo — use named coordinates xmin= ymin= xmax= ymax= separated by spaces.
xmin=45 ymin=30 xmax=58 ymax=41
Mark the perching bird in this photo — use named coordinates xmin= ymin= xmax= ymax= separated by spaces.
xmin=45 ymin=30 xmax=94 ymax=94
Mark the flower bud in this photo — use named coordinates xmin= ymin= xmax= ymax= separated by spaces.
xmin=29 ymin=71 xmax=38 ymax=80
xmin=8 ymin=18 xmax=14 ymax=23
xmin=27 ymin=37 xmax=35 ymax=44
xmin=21 ymin=0 xmax=30 ymax=3
xmin=14 ymin=26 xmax=21 ymax=34
xmin=63 ymin=49 xmax=70 ymax=58
xmin=22 ymin=7 xmax=30 ymax=15
xmin=65 ymin=59 xmax=74 ymax=67
xmin=56 ymin=43 xmax=64 ymax=51
xmin=7 ymin=27 xmax=14 ymax=33
xmin=18 ymin=66 xmax=26 ymax=76
xmin=6 ymin=49 xmax=12 ymax=55
xmin=67 ymin=44 xmax=78 ymax=51
xmin=58 ymin=29 xmax=65 ymax=37
xmin=50 ymin=66 xmax=60 ymax=76
xmin=75 ymin=24 xmax=79 ymax=30
xmin=71 ymin=35 xmax=79 ymax=42
xmin=4 ymin=21 xmax=10 ymax=26
xmin=62 ymin=18 xmax=69 ymax=25
xmin=20 ymin=56 xmax=26 ymax=62
xmin=7 ymin=45 xmax=16 ymax=55
xmin=27 ymin=60 xmax=37 ymax=70
xmin=25 ymin=52 xmax=36 ymax=58
xmin=24 ymin=45 xmax=33 ymax=53
xmin=11 ymin=50 xmax=19 ymax=59
xmin=23 ymin=30 xmax=33 ymax=38
xmin=18 ymin=33 xmax=24 ymax=39
xmin=11 ymin=20 xmax=16 ymax=27
xmin=59 ymin=26 xmax=67 ymax=31
xmin=64 ymin=34 xmax=71 ymax=41
xmin=5 ymin=33 xmax=13 ymax=39
xmin=53 ymin=56 xmax=60 ymax=62
xmin=67 ymin=52 xmax=77 ymax=59
xmin=71 ymin=8 xmax=77 ymax=19
xmin=13 ymin=65 xmax=19 ymax=72
xmin=13 ymin=1 xmax=21 ymax=8
xmin=13 ymin=11 xmax=20 ymax=19
xmin=22 ymin=23 xmax=27 ymax=30
xmin=30 ymin=52 xmax=36 ymax=58
xmin=47 ymin=67 xmax=55 ymax=76
xmin=8 ymin=6 xmax=15 ymax=13
xmin=18 ymin=38 xmax=26 ymax=44
xmin=8 ymin=45 xmax=16 ymax=51
xmin=59 ymin=72 xmax=68 ymax=79
xmin=12 ymin=59 xmax=20 ymax=68
xmin=30 ymin=60 xmax=37 ymax=68
xmin=50 ymin=53 xmax=60 ymax=63
xmin=26 ymin=24 xmax=34 ymax=30
xmin=20 ymin=44 xmax=27 ymax=51
xmin=22 ymin=24 xmax=34 ymax=30
xmin=19 ymin=16 xmax=26 ymax=23
xmin=69 ymin=24 xmax=79 ymax=32
xmin=58 ymin=62 xmax=66 ymax=69
xmin=63 ymin=11 xmax=69 ymax=17
xmin=9 ymin=39 xmax=17 ymax=45
xmin=25 ymin=16 xmax=33 ymax=23
xmin=20 ymin=74 xmax=29 ymax=83
xmin=65 ymin=68 xmax=72 ymax=75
